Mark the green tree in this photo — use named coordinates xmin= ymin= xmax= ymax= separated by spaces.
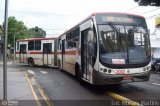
xmin=7 ymin=16 xmax=29 ymax=47
xmin=4 ymin=17 xmax=46 ymax=47
xmin=134 ymin=0 xmax=160 ymax=6
xmin=28 ymin=27 xmax=46 ymax=38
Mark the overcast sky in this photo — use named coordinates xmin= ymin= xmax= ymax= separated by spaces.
xmin=0 ymin=0 xmax=159 ymax=37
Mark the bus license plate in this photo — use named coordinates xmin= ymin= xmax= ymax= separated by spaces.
xmin=123 ymin=76 xmax=132 ymax=80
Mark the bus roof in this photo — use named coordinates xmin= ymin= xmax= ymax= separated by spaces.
xmin=58 ymin=12 xmax=145 ymax=38
xmin=17 ymin=37 xmax=56 ymax=42
xmin=92 ymin=12 xmax=145 ymax=18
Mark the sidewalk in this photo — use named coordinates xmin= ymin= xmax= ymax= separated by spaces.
xmin=0 ymin=61 xmax=37 ymax=106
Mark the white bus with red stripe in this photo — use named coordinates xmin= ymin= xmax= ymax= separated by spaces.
xmin=57 ymin=12 xmax=151 ymax=85
xmin=16 ymin=38 xmax=57 ymax=66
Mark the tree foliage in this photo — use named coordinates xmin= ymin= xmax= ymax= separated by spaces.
xmin=7 ymin=16 xmax=29 ymax=47
xmin=28 ymin=27 xmax=46 ymax=38
xmin=3 ymin=16 xmax=46 ymax=47
xmin=134 ymin=0 xmax=160 ymax=6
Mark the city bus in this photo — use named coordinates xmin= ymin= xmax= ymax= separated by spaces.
xmin=16 ymin=38 xmax=57 ymax=67
xmin=57 ymin=12 xmax=151 ymax=85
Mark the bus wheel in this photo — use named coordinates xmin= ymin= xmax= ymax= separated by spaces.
xmin=58 ymin=60 xmax=62 ymax=71
xmin=155 ymin=65 xmax=160 ymax=73
xmin=77 ymin=68 xmax=84 ymax=84
xmin=28 ymin=58 xmax=34 ymax=67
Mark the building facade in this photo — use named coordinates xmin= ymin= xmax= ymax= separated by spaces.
xmin=150 ymin=17 xmax=160 ymax=59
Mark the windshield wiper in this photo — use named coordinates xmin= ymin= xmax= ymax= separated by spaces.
xmin=108 ymin=22 xmax=120 ymax=34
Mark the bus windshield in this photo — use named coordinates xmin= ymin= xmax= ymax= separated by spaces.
xmin=98 ymin=24 xmax=150 ymax=65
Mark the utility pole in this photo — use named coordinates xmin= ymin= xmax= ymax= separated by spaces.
xmin=13 ymin=33 xmax=16 ymax=62
xmin=2 ymin=0 xmax=9 ymax=105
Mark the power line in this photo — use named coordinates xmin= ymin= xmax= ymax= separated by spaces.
xmin=46 ymin=33 xmax=61 ymax=35
xmin=145 ymin=13 xmax=160 ymax=20
xmin=140 ymin=7 xmax=160 ymax=15
xmin=45 ymin=29 xmax=66 ymax=30
xmin=124 ymin=5 xmax=139 ymax=12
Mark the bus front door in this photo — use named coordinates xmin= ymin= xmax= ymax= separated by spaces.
xmin=43 ymin=43 xmax=52 ymax=65
xmin=19 ymin=44 xmax=27 ymax=63
xmin=81 ymin=29 xmax=93 ymax=81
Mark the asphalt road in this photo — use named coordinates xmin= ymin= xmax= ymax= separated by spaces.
xmin=10 ymin=63 xmax=160 ymax=106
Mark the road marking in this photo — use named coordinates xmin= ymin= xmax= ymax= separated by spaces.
xmin=25 ymin=72 xmax=41 ymax=106
xmin=106 ymin=92 xmax=140 ymax=106
xmin=27 ymin=69 xmax=35 ymax=75
xmin=40 ymin=71 xmax=47 ymax=74
xmin=32 ymin=77 xmax=53 ymax=106
xmin=152 ymin=83 xmax=160 ymax=86
xmin=26 ymin=71 xmax=53 ymax=106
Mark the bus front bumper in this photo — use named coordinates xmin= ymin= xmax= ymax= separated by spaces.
xmin=92 ymin=70 xmax=150 ymax=85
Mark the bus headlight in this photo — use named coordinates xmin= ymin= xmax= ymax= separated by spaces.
xmin=108 ymin=69 xmax=112 ymax=73
xmin=100 ymin=68 xmax=103 ymax=72
xmin=103 ymin=69 xmax=107 ymax=73
xmin=147 ymin=66 xmax=150 ymax=70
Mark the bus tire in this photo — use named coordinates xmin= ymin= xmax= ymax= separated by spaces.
xmin=28 ymin=58 xmax=34 ymax=67
xmin=58 ymin=60 xmax=62 ymax=71
xmin=151 ymin=65 xmax=155 ymax=71
xmin=77 ymin=67 xmax=84 ymax=84
xmin=155 ymin=65 xmax=160 ymax=73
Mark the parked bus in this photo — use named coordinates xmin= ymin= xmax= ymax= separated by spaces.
xmin=16 ymin=38 xmax=57 ymax=67
xmin=57 ymin=12 xmax=151 ymax=85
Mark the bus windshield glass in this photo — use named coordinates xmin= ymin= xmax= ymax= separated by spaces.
xmin=98 ymin=20 xmax=150 ymax=65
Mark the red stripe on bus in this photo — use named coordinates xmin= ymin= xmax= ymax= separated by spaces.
xmin=16 ymin=50 xmax=80 ymax=55
xmin=29 ymin=52 xmax=43 ymax=54
xmin=57 ymin=50 xmax=80 ymax=55
xmin=16 ymin=52 xmax=20 ymax=54
xmin=16 ymin=52 xmax=55 ymax=54
xmin=65 ymin=51 xmax=76 ymax=55
xmin=57 ymin=52 xmax=62 ymax=55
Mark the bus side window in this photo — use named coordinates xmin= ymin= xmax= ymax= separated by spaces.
xmin=28 ymin=41 xmax=34 ymax=50
xmin=35 ymin=40 xmax=41 ymax=50
xmin=43 ymin=43 xmax=51 ymax=53
xmin=59 ymin=43 xmax=61 ymax=50
xmin=17 ymin=41 xmax=19 ymax=50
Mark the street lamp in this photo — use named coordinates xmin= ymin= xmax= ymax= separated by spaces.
xmin=13 ymin=33 xmax=16 ymax=61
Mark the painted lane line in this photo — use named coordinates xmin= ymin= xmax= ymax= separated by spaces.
xmin=32 ymin=77 xmax=53 ymax=106
xmin=152 ymin=83 xmax=160 ymax=86
xmin=106 ymin=92 xmax=140 ymax=106
xmin=25 ymin=72 xmax=41 ymax=106
xmin=40 ymin=71 xmax=47 ymax=74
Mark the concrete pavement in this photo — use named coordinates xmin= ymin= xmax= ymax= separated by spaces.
xmin=0 ymin=61 xmax=37 ymax=106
